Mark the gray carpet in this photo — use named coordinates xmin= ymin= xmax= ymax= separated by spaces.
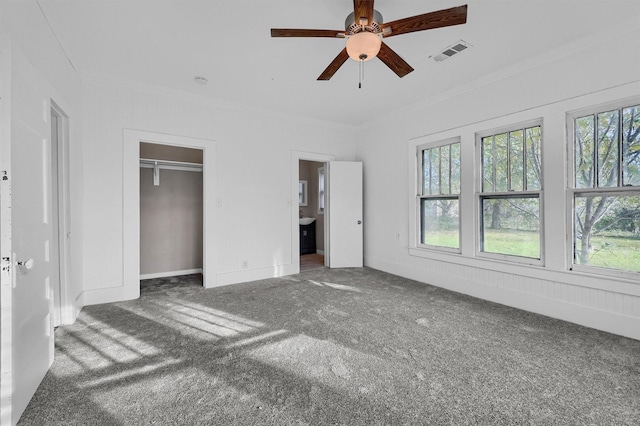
xmin=18 ymin=268 xmax=640 ymax=425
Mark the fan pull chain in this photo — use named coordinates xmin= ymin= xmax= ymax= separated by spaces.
xmin=358 ymin=53 xmax=367 ymax=89
xmin=359 ymin=19 xmax=366 ymax=90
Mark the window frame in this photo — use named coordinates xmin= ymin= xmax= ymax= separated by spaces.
xmin=566 ymin=99 xmax=640 ymax=280
xmin=416 ymin=137 xmax=461 ymax=253
xmin=476 ymin=119 xmax=545 ymax=266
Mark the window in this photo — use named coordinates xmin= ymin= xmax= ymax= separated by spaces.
xmin=570 ymin=102 xmax=640 ymax=275
xmin=418 ymin=139 xmax=461 ymax=251
xmin=478 ymin=123 xmax=542 ymax=262
xmin=318 ymin=167 xmax=325 ymax=214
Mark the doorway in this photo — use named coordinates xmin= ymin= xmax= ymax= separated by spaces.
xmin=123 ymin=130 xmax=217 ymax=301
xmin=291 ymin=154 xmax=364 ymax=272
xmin=299 ymin=160 xmax=326 ymax=271
xmin=50 ymin=102 xmax=71 ymax=326
xmin=139 ymin=142 xmax=203 ymax=283
xmin=291 ymin=151 xmax=335 ymax=272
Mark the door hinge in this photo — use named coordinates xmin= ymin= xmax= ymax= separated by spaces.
xmin=1 ymin=256 xmax=10 ymax=274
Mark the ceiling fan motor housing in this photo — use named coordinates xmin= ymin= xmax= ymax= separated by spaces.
xmin=345 ymin=10 xmax=383 ymax=35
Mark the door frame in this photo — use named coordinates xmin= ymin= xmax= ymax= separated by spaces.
xmin=123 ymin=130 xmax=217 ymax=300
xmin=291 ymin=151 xmax=335 ymax=271
xmin=50 ymin=101 xmax=72 ymax=326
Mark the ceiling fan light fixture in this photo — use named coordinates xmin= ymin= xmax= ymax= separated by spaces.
xmin=346 ymin=31 xmax=381 ymax=62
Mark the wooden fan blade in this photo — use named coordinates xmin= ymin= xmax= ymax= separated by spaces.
xmin=318 ymin=48 xmax=349 ymax=80
xmin=377 ymin=42 xmax=414 ymax=78
xmin=381 ymin=5 xmax=467 ymax=38
xmin=353 ymin=0 xmax=375 ymax=25
xmin=271 ymin=28 xmax=345 ymax=38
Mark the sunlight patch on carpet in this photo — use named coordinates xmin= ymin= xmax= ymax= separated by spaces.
xmin=307 ymin=280 xmax=362 ymax=293
xmin=78 ymin=358 xmax=183 ymax=389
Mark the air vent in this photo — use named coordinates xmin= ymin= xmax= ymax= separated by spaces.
xmin=431 ymin=40 xmax=471 ymax=62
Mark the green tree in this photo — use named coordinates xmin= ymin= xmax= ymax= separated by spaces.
xmin=574 ymin=105 xmax=640 ymax=265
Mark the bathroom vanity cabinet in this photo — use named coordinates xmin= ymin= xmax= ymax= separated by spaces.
xmin=300 ymin=222 xmax=316 ymax=255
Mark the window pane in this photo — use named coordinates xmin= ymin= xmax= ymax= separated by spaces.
xmin=575 ymin=115 xmax=595 ymax=188
xmin=482 ymin=136 xmax=494 ymax=192
xmin=451 ymin=143 xmax=461 ymax=194
xmin=481 ymin=197 xmax=540 ymax=258
xmin=422 ymin=149 xmax=431 ymax=195
xmin=597 ymin=110 xmax=619 ymax=187
xmin=525 ymin=126 xmax=542 ymax=190
xmin=509 ymin=130 xmax=524 ymax=191
xmin=441 ymin=145 xmax=450 ymax=195
xmin=495 ymin=133 xmax=508 ymax=192
xmin=482 ymin=126 xmax=541 ymax=194
xmin=574 ymin=194 xmax=640 ymax=273
xmin=622 ymin=105 xmax=640 ymax=186
xmin=421 ymin=198 xmax=459 ymax=249
xmin=430 ymin=148 xmax=440 ymax=195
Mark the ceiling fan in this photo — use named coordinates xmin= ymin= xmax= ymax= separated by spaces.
xmin=271 ymin=1 xmax=468 ymax=81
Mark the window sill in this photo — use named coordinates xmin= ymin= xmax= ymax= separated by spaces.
xmin=408 ymin=247 xmax=640 ymax=295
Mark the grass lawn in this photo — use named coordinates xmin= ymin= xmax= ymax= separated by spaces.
xmin=483 ymin=229 xmax=539 ymax=258
xmin=422 ymin=230 xmax=459 ymax=249
xmin=579 ymin=234 xmax=640 ymax=273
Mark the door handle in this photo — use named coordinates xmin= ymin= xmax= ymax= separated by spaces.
xmin=17 ymin=258 xmax=35 ymax=270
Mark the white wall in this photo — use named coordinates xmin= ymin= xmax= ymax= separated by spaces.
xmin=356 ymin=28 xmax=640 ymax=340
xmin=80 ymin=81 xmax=357 ymax=304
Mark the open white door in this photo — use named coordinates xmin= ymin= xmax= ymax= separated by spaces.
xmin=4 ymin=72 xmax=55 ymax=424
xmin=327 ymin=161 xmax=363 ymax=268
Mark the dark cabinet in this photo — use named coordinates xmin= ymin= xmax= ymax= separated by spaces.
xmin=300 ymin=222 xmax=316 ymax=255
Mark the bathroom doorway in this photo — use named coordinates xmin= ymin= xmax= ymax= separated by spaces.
xmin=299 ymin=159 xmax=326 ymax=271
xmin=291 ymin=152 xmax=363 ymax=272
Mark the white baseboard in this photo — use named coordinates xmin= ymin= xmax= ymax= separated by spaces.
xmin=140 ymin=268 xmax=203 ymax=280
xmin=214 ymin=263 xmax=298 ymax=288
xmin=316 ymin=250 xmax=324 ymax=255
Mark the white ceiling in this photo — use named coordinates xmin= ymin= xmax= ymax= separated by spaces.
xmin=31 ymin=0 xmax=639 ymax=126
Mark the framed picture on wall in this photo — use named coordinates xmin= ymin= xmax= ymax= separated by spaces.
xmin=299 ymin=180 xmax=308 ymax=206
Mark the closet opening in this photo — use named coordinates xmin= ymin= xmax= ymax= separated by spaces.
xmin=139 ymin=142 xmax=204 ymax=287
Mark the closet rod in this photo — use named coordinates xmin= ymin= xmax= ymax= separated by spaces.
xmin=139 ymin=158 xmax=203 ymax=171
